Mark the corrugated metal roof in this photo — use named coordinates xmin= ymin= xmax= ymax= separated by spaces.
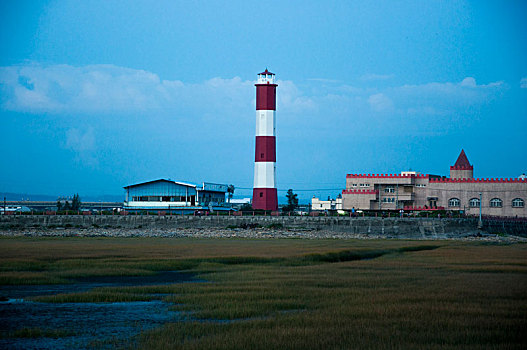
xmin=124 ymin=179 xmax=196 ymax=189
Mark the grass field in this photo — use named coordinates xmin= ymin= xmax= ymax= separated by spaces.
xmin=1 ymin=236 xmax=526 ymax=349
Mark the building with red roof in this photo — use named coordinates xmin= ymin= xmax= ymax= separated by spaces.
xmin=341 ymin=150 xmax=526 ymax=217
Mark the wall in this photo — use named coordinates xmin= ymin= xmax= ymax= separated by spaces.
xmin=1 ymin=215 xmax=525 ymax=237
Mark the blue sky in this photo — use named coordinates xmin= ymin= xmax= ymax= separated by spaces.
xmin=1 ymin=0 xmax=526 ymax=202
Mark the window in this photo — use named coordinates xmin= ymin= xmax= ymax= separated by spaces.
xmin=359 ymin=183 xmax=370 ymax=187
xmin=448 ymin=198 xmax=460 ymax=207
xmin=261 ymin=153 xmax=264 ymax=158
xmin=352 ymin=184 xmax=357 ymax=187
xmin=384 ymin=187 xmax=395 ymax=193
xmin=512 ymin=198 xmax=524 ymax=208
xmin=469 ymin=198 xmax=480 ymax=208
xmin=490 ymin=198 xmax=502 ymax=208
xmin=415 ymin=184 xmax=426 ymax=188
xmin=260 ymin=192 xmax=263 ymax=197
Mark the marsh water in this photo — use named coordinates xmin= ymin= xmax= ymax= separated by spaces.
xmin=0 ymin=272 xmax=200 ymax=349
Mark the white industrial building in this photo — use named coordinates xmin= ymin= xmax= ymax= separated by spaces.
xmin=311 ymin=196 xmax=343 ymax=211
xmin=123 ymin=179 xmax=230 ymax=213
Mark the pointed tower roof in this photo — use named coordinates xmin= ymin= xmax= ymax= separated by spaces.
xmin=450 ymin=149 xmax=473 ymax=170
xmin=454 ymin=149 xmax=471 ymax=167
xmin=258 ymin=68 xmax=275 ymax=75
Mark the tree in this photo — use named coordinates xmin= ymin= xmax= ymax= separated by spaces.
xmin=240 ymin=203 xmax=252 ymax=211
xmin=56 ymin=200 xmax=62 ymax=211
xmin=283 ymin=189 xmax=298 ymax=212
xmin=71 ymin=193 xmax=81 ymax=211
xmin=227 ymin=185 xmax=235 ymax=204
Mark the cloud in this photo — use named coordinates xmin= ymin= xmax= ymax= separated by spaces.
xmin=394 ymin=77 xmax=505 ymax=114
xmin=66 ymin=127 xmax=95 ymax=152
xmin=64 ymin=127 xmax=98 ymax=166
xmin=277 ymin=80 xmax=316 ymax=113
xmin=360 ymin=73 xmax=395 ymax=81
xmin=521 ymin=77 xmax=527 ymax=89
xmin=0 ymin=63 xmax=506 ymax=139
xmin=307 ymin=78 xmax=340 ymax=83
xmin=0 ymin=63 xmax=314 ymax=115
xmin=459 ymin=77 xmax=476 ymax=87
xmin=368 ymin=93 xmax=393 ymax=112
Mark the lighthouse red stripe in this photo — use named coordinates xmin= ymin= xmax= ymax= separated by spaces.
xmin=256 ymin=84 xmax=277 ymax=110
xmin=255 ymin=136 xmax=276 ymax=162
xmin=252 ymin=188 xmax=278 ymax=211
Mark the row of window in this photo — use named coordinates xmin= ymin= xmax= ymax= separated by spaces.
xmin=448 ymin=198 xmax=524 ymax=208
xmin=352 ymin=183 xmax=427 ymax=188
xmin=132 ymin=196 xmax=195 ymax=202
xmin=382 ymin=197 xmax=396 ymax=203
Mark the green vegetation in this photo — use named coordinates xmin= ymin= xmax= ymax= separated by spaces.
xmin=0 ymin=327 xmax=73 ymax=339
xmin=56 ymin=193 xmax=81 ymax=212
xmin=0 ymin=237 xmax=526 ymax=349
xmin=282 ymin=189 xmax=299 ymax=212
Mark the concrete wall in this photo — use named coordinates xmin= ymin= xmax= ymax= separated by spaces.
xmin=1 ymin=215 xmax=525 ymax=236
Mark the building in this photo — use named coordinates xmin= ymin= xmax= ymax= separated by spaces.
xmin=342 ymin=150 xmax=527 ymax=217
xmin=123 ymin=179 xmax=229 ymax=213
xmin=228 ymin=198 xmax=252 ymax=210
xmin=311 ymin=196 xmax=343 ymax=211
xmin=253 ymin=69 xmax=278 ymax=211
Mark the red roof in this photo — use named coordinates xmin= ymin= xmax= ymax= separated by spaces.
xmin=453 ymin=149 xmax=472 ymax=167
xmin=258 ymin=69 xmax=275 ymax=75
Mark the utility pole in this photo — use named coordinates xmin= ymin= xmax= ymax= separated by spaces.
xmin=478 ymin=192 xmax=483 ymax=229
xmin=396 ymin=184 xmax=399 ymax=209
xmin=378 ymin=185 xmax=382 ymax=210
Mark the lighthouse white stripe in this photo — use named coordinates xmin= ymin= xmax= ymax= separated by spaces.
xmin=253 ymin=162 xmax=276 ymax=188
xmin=255 ymin=110 xmax=276 ymax=136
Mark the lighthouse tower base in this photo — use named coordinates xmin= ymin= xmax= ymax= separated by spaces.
xmin=252 ymin=188 xmax=278 ymax=211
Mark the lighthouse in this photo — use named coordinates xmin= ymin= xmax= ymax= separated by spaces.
xmin=252 ymin=69 xmax=278 ymax=211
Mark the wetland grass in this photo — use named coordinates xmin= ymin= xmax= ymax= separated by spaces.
xmin=0 ymin=327 xmax=73 ymax=339
xmin=1 ymin=236 xmax=526 ymax=349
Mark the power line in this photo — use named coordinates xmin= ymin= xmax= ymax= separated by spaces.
xmin=234 ymin=187 xmax=343 ymax=192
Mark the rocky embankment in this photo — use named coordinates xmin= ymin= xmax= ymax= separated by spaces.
xmin=1 ymin=227 xmax=525 ymax=243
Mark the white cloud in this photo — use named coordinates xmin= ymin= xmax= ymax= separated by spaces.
xmin=521 ymin=77 xmax=527 ymax=89
xmin=277 ymin=80 xmax=316 ymax=113
xmin=307 ymin=78 xmax=340 ymax=83
xmin=0 ymin=64 xmax=506 ymax=136
xmin=0 ymin=63 xmax=314 ymax=115
xmin=360 ymin=73 xmax=395 ymax=81
xmin=65 ymin=127 xmax=98 ymax=166
xmin=394 ymin=77 xmax=505 ymax=114
xmin=459 ymin=77 xmax=477 ymax=87
xmin=368 ymin=93 xmax=393 ymax=112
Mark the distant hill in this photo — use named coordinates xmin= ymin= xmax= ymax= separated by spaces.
xmin=0 ymin=192 xmax=123 ymax=202
xmin=0 ymin=192 xmax=57 ymax=201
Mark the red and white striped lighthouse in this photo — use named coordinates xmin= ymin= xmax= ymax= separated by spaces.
xmin=252 ymin=69 xmax=278 ymax=211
